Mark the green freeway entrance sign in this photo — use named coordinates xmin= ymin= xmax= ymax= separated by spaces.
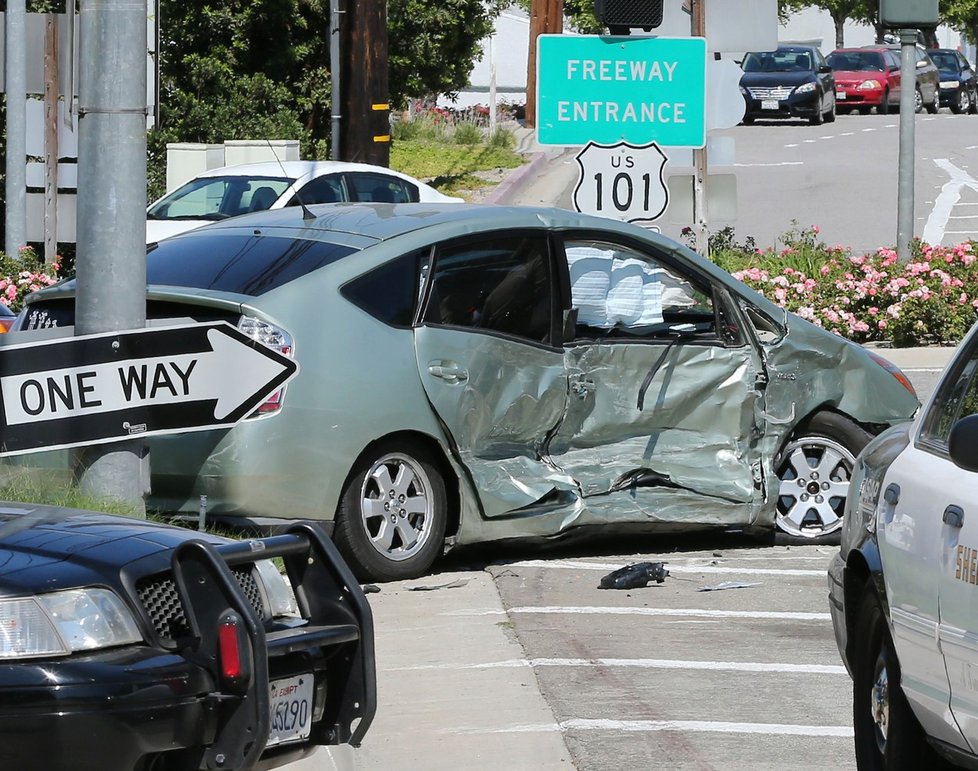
xmin=536 ymin=35 xmax=707 ymax=148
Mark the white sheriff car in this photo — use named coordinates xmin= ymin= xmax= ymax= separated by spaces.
xmin=830 ymin=322 xmax=978 ymax=769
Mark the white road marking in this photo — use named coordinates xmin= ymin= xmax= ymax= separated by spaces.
xmin=450 ymin=606 xmax=831 ymax=621
xmin=446 ymin=720 xmax=853 ymax=737
xmin=902 ymin=367 xmax=945 ymax=373
xmin=841 ymin=132 xmax=854 ymax=136
xmin=734 ymin=162 xmax=804 ymax=167
xmin=949 ymin=214 xmax=978 ymax=219
xmin=804 ymin=139 xmax=817 ymax=143
xmin=396 ymin=657 xmax=847 ymax=675
xmin=784 ymin=143 xmax=799 ymax=148
xmin=507 ymin=558 xmax=826 ymax=577
xmin=862 ymin=128 xmax=876 ymax=132
xmin=922 ymin=158 xmax=978 ymax=245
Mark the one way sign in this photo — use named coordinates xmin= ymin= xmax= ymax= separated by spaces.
xmin=0 ymin=322 xmax=298 ymax=456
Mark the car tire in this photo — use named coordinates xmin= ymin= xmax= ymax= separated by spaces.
xmin=878 ymin=89 xmax=890 ymax=114
xmin=333 ymin=441 xmax=448 ymax=582
xmin=773 ymin=411 xmax=872 ymax=543
xmin=853 ymin=584 xmax=950 ymax=770
xmin=970 ymin=88 xmax=978 ymax=114
xmin=825 ymin=103 xmax=836 ymax=123
xmin=926 ymin=92 xmax=939 ymax=114
xmin=914 ymin=86 xmax=923 ymax=113
xmin=810 ymin=96 xmax=825 ymax=125
xmin=952 ymin=88 xmax=966 ymax=114
xmin=742 ymin=116 xmax=755 ymax=125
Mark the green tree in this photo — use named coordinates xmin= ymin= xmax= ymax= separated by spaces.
xmin=780 ymin=0 xmax=877 ymax=48
xmin=943 ymin=0 xmax=978 ymax=49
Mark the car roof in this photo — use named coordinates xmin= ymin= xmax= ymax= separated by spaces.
xmin=194 ymin=160 xmax=415 ymax=180
xmin=182 ymin=201 xmax=667 ymax=244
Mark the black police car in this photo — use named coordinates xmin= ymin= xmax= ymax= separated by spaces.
xmin=0 ymin=504 xmax=375 ymax=770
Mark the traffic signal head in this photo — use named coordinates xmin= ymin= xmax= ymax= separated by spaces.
xmin=593 ymin=0 xmax=664 ymax=34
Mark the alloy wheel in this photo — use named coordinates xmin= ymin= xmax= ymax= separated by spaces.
xmin=870 ymin=647 xmax=890 ymax=755
xmin=775 ymin=436 xmax=855 ymax=537
xmin=359 ymin=452 xmax=435 ymax=563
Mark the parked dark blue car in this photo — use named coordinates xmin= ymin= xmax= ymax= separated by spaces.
xmin=929 ymin=47 xmax=978 ymax=113
xmin=739 ymin=44 xmax=836 ymax=125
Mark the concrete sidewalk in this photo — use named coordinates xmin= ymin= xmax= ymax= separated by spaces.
xmin=353 ymin=571 xmax=573 ymax=770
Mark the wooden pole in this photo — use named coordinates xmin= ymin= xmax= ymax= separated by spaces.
xmin=340 ymin=0 xmax=390 ymax=166
xmin=525 ymin=0 xmax=563 ymax=129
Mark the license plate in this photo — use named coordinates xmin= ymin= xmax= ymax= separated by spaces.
xmin=267 ymin=674 xmax=313 ymax=747
xmin=836 ymin=90 xmax=846 ymax=99
xmin=761 ymin=99 xmax=779 ymax=110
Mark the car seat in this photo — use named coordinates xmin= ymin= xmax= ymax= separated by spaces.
xmin=248 ymin=186 xmax=279 ymax=212
xmin=795 ymin=53 xmax=810 ymax=70
xmin=371 ymin=184 xmax=396 ymax=203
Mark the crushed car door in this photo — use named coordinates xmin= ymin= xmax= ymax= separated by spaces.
xmin=546 ymin=236 xmax=764 ymax=524
xmin=413 ymin=232 xmax=573 ymax=518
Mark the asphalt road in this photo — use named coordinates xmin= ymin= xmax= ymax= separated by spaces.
xmin=511 ymin=108 xmax=978 ymax=255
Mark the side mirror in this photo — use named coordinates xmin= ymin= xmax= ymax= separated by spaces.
xmin=916 ymin=59 xmax=927 ymax=68
xmin=948 ymin=414 xmax=978 ymax=472
xmin=819 ymin=64 xmax=832 ymax=74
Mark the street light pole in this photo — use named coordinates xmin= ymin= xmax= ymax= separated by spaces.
xmin=4 ymin=0 xmax=28 ymax=258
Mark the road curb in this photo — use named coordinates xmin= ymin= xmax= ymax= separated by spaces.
xmin=484 ymin=152 xmax=549 ymax=205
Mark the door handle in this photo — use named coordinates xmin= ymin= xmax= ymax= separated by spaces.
xmin=883 ymin=483 xmax=901 ymax=505
xmin=427 ymin=361 xmax=468 ymax=384
xmin=944 ymin=505 xmax=965 ymax=529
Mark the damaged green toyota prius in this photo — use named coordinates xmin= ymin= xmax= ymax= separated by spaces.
xmin=17 ymin=204 xmax=919 ymax=582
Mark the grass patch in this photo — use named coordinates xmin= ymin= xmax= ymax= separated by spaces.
xmin=0 ymin=476 xmax=144 ymax=517
xmin=390 ymin=138 xmax=523 ymax=192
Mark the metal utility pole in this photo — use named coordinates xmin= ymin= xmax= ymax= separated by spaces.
xmin=896 ymin=29 xmax=916 ymax=261
xmin=340 ymin=0 xmax=390 ymax=165
xmin=75 ymin=0 xmax=149 ymax=512
xmin=329 ymin=0 xmax=345 ymax=160
xmin=5 ymin=0 xmax=28 ymax=258
xmin=525 ymin=0 xmax=563 ymax=129
xmin=691 ymin=0 xmax=709 ymax=258
xmin=44 ymin=15 xmax=59 ymax=264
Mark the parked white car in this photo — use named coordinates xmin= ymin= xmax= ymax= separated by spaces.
xmin=830 ymin=319 xmax=978 ymax=769
xmin=146 ymin=160 xmax=463 ymax=243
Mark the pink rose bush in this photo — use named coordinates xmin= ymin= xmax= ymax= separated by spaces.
xmin=709 ymin=224 xmax=978 ymax=347
xmin=0 ymin=247 xmax=61 ymax=312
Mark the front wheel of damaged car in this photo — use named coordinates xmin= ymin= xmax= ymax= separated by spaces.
xmin=334 ymin=442 xmax=447 ymax=582
xmin=774 ymin=412 xmax=872 ymax=542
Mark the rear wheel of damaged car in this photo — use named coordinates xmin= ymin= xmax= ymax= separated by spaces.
xmin=773 ymin=411 xmax=872 ymax=543
xmin=334 ymin=440 xmax=447 ymax=582
xmin=853 ymin=583 xmax=947 ymax=770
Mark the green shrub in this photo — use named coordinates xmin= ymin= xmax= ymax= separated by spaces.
xmin=453 ymin=121 xmax=484 ymax=145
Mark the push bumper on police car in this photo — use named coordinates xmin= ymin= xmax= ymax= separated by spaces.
xmin=0 ymin=505 xmax=375 ymax=771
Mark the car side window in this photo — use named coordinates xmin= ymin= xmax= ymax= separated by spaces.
xmin=346 ymin=173 xmax=418 ymax=203
xmin=422 ymin=235 xmax=555 ymax=344
xmin=562 ymin=239 xmax=716 ymax=341
xmin=920 ymin=343 xmax=978 ymax=448
xmin=291 ymin=175 xmax=344 ymax=205
xmin=340 ymin=249 xmax=428 ymax=328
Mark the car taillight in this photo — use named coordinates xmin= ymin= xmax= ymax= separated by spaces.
xmin=217 ymin=611 xmax=253 ymax=693
xmin=237 ymin=316 xmax=294 ymax=416
xmin=867 ymin=350 xmax=918 ymax=398
xmin=0 ymin=316 xmax=14 ymax=334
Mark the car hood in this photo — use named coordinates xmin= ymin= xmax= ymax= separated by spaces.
xmin=832 ymin=69 xmax=886 ymax=82
xmin=146 ymin=218 xmax=206 ymax=244
xmin=0 ymin=503 xmax=228 ymax=594
xmin=740 ymin=71 xmax=816 ymax=88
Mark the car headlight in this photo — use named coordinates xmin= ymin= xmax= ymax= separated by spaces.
xmin=941 ymin=80 xmax=960 ymax=88
xmin=795 ymin=82 xmax=817 ymax=94
xmin=858 ymin=80 xmax=882 ymax=90
xmin=0 ymin=588 xmax=142 ymax=659
xmin=255 ymin=560 xmax=301 ymax=618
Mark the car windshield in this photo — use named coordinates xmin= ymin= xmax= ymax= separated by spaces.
xmin=826 ymin=51 xmax=884 ymax=71
xmin=742 ymin=50 xmax=813 ymax=73
xmin=928 ymin=51 xmax=959 ymax=70
xmin=147 ymin=175 xmax=293 ymax=221
xmin=144 ymin=233 xmax=358 ymax=296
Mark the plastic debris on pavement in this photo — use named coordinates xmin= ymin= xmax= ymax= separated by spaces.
xmin=598 ymin=562 xmax=669 ymax=590
xmin=697 ymin=581 xmax=761 ymax=592
xmin=405 ymin=578 xmax=470 ymax=591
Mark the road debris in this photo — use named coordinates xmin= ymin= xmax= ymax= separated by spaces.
xmin=697 ymin=581 xmax=761 ymax=592
xmin=405 ymin=578 xmax=470 ymax=591
xmin=598 ymin=562 xmax=669 ymax=590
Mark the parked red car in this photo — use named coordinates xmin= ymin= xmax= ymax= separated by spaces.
xmin=827 ymin=47 xmax=903 ymax=114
